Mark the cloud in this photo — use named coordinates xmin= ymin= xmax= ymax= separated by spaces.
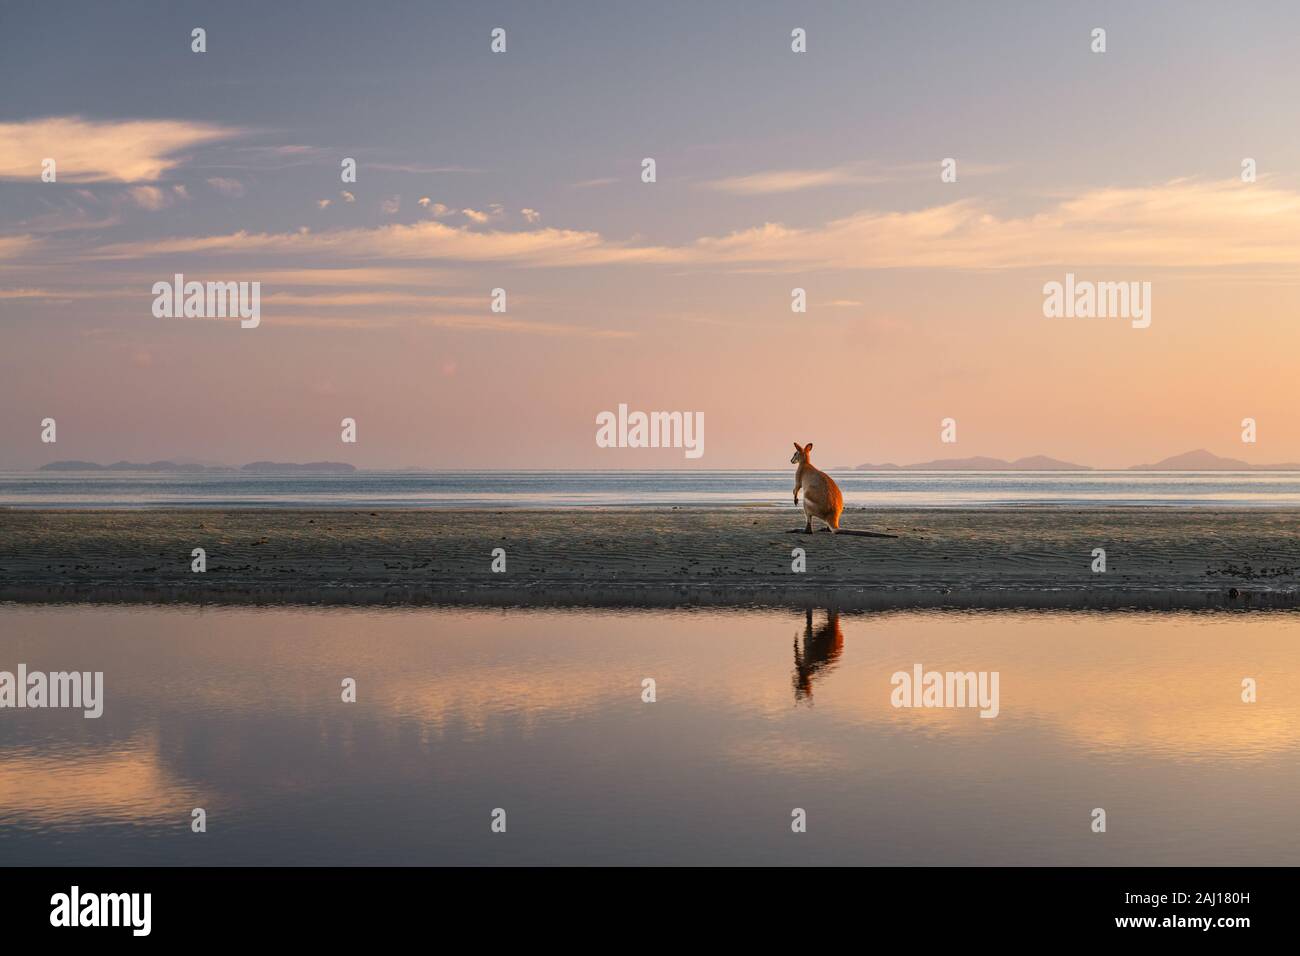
xmin=196 ymin=143 xmax=329 ymax=172
xmin=90 ymin=219 xmax=650 ymax=267
xmin=0 ymin=287 xmax=61 ymax=298
xmin=264 ymin=311 xmax=634 ymax=338
xmin=521 ymin=208 xmax=541 ymax=223
xmin=702 ymin=161 xmax=1011 ymax=195
xmin=418 ymin=197 xmax=453 ymax=217
xmin=702 ymin=163 xmax=888 ymax=195
xmin=236 ymin=266 xmax=465 ymax=287
xmin=368 ymin=163 xmax=479 ymax=174
xmin=674 ymin=178 xmax=1300 ymax=270
xmin=317 ymin=199 xmax=332 ymax=209
xmin=125 ymin=185 xmax=171 ymax=210
xmin=0 ymin=116 xmax=240 ymax=182
xmin=461 ymin=208 xmax=489 ymax=224
xmin=424 ymin=314 xmax=633 ymax=338
xmin=571 ymin=177 xmax=618 ymax=188
xmin=80 ymin=178 xmax=1300 ymax=273
xmin=206 ymin=176 xmax=246 ymax=197
xmin=13 ymin=203 xmax=121 ymax=233
xmin=381 ymin=196 xmax=401 ymax=215
xmin=339 ymin=190 xmax=356 ymax=203
xmin=262 ymin=291 xmax=488 ymax=309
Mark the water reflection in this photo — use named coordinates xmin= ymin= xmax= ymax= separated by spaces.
xmin=792 ymin=609 xmax=843 ymax=703
xmin=1 ymin=603 xmax=1298 ymax=865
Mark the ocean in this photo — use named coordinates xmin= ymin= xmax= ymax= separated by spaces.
xmin=5 ymin=469 xmax=1300 ymax=509
xmin=1 ymin=603 xmax=1295 ymax=865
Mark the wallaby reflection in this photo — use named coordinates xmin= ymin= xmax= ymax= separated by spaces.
xmin=792 ymin=608 xmax=844 ymax=702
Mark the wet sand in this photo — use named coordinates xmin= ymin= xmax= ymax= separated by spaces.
xmin=1 ymin=507 xmax=1298 ymax=610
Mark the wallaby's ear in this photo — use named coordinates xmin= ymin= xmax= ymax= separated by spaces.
xmin=793 ymin=442 xmax=801 ymax=452
xmin=804 ymin=443 xmax=813 ymax=453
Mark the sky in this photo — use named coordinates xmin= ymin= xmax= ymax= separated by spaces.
xmin=3 ymin=0 xmax=1300 ymax=469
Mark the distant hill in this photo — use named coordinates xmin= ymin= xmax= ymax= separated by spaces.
xmin=40 ymin=460 xmax=234 ymax=473
xmin=240 ymin=461 xmax=357 ymax=474
xmin=104 ymin=460 xmax=224 ymax=473
xmin=1127 ymin=449 xmax=1300 ymax=471
xmin=852 ymin=455 xmax=1091 ymax=471
xmin=39 ymin=460 xmax=355 ymax=474
xmin=39 ymin=460 xmax=106 ymax=471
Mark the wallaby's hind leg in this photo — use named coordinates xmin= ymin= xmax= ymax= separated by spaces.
xmin=804 ymin=516 xmax=813 ymax=534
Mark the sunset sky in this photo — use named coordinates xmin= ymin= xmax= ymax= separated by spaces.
xmin=4 ymin=0 xmax=1300 ymax=469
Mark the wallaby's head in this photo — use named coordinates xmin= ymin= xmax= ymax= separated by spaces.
xmin=790 ymin=442 xmax=813 ymax=465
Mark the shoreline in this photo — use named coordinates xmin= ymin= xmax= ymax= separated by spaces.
xmin=3 ymin=507 xmax=1299 ymax=611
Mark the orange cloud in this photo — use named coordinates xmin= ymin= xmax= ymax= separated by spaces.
xmin=91 ymin=219 xmax=673 ymax=267
xmin=72 ymin=178 xmax=1300 ymax=273
xmin=0 ymin=235 xmax=41 ymax=261
xmin=678 ymin=178 xmax=1300 ymax=270
xmin=0 ymin=116 xmax=242 ymax=182
xmin=702 ymin=163 xmax=889 ymax=194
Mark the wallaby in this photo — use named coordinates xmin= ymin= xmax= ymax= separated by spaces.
xmin=791 ymin=441 xmax=843 ymax=534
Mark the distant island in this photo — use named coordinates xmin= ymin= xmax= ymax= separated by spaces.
xmin=849 ymin=455 xmax=1090 ymax=471
xmin=38 ymin=460 xmax=233 ymax=473
xmin=834 ymin=449 xmax=1300 ymax=472
xmin=39 ymin=460 xmax=357 ymax=474
xmin=34 ymin=449 xmax=1300 ymax=474
xmin=1124 ymin=449 xmax=1300 ymax=471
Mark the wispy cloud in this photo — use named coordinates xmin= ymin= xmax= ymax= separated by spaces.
xmin=0 ymin=116 xmax=241 ymax=182
xmin=369 ymin=163 xmax=479 ymax=175
xmin=0 ymin=235 xmax=42 ymax=261
xmin=265 ymin=311 xmax=633 ymax=338
xmin=674 ymin=178 xmax=1300 ymax=270
xmin=206 ymin=177 xmax=246 ymax=197
xmin=196 ymin=143 xmax=327 ymax=172
xmin=89 ymin=219 xmax=652 ymax=267
xmin=701 ymin=160 xmax=1011 ymax=194
xmin=73 ymin=178 xmax=1300 ymax=273
xmin=701 ymin=163 xmax=888 ymax=195
xmin=13 ymin=203 xmax=121 ymax=233
xmin=126 ymin=185 xmax=173 ymax=211
xmin=421 ymin=314 xmax=634 ymax=338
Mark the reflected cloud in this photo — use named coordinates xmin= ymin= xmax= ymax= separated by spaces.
xmin=0 ymin=732 xmax=198 ymax=825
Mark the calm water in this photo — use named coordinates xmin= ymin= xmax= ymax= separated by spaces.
xmin=6 ymin=470 xmax=1300 ymax=508
xmin=1 ymin=603 xmax=1297 ymax=865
